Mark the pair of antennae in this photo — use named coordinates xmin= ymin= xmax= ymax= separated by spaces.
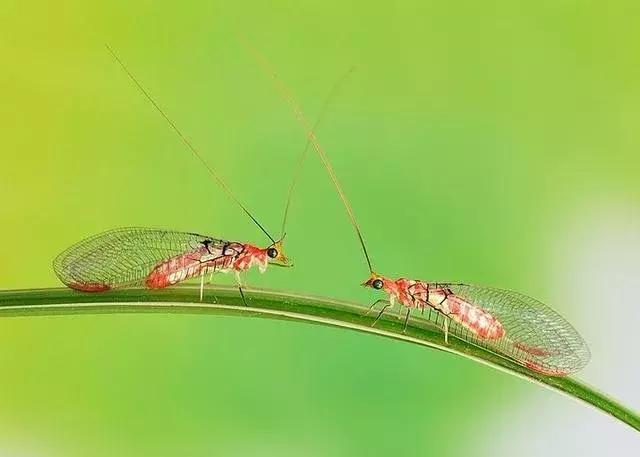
xmin=279 ymin=66 xmax=355 ymax=236
xmin=107 ymin=42 xmax=373 ymax=275
xmin=239 ymin=38 xmax=375 ymax=274
xmin=106 ymin=45 xmax=280 ymax=244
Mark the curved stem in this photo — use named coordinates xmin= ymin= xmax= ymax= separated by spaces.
xmin=1 ymin=286 xmax=638 ymax=432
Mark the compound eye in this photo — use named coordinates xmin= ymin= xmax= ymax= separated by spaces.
xmin=267 ymin=247 xmax=278 ymax=259
xmin=372 ymin=279 xmax=384 ymax=290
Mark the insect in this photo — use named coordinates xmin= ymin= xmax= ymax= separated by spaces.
xmin=53 ymin=227 xmax=287 ymax=303
xmin=53 ymin=46 xmax=305 ymax=303
xmin=245 ymin=42 xmax=591 ymax=376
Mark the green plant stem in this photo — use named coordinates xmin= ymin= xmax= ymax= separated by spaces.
xmin=1 ymin=286 xmax=638 ymax=432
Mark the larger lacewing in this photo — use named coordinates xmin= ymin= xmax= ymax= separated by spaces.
xmin=244 ymin=41 xmax=590 ymax=375
xmin=54 ymin=46 xmax=347 ymax=303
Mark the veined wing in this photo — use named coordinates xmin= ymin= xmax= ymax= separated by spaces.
xmin=53 ymin=227 xmax=226 ymax=291
xmin=438 ymin=284 xmax=590 ymax=375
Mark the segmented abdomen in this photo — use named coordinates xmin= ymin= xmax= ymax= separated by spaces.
xmin=145 ymin=251 xmax=235 ymax=288
xmin=443 ymin=293 xmax=505 ymax=339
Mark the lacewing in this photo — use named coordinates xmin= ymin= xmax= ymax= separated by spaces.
xmin=54 ymin=227 xmax=287 ymax=304
xmin=244 ymin=40 xmax=590 ymax=375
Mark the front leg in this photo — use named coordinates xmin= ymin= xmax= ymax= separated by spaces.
xmin=372 ymin=302 xmax=393 ymax=327
xmin=364 ymin=299 xmax=390 ymax=317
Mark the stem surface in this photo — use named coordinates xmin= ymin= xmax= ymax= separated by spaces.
xmin=1 ymin=286 xmax=637 ymax=432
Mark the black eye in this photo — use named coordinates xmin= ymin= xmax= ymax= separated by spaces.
xmin=267 ymin=247 xmax=278 ymax=258
xmin=372 ymin=279 xmax=383 ymax=289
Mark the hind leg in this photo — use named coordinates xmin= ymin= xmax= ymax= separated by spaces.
xmin=443 ymin=317 xmax=449 ymax=344
xmin=199 ymin=274 xmax=205 ymax=302
xmin=199 ymin=273 xmax=219 ymax=304
xmin=403 ymin=308 xmax=411 ymax=333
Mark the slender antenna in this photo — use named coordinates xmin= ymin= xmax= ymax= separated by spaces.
xmin=105 ymin=44 xmax=276 ymax=244
xmin=240 ymin=37 xmax=374 ymax=273
xmin=280 ymin=66 xmax=355 ymax=237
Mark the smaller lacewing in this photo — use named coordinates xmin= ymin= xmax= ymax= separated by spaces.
xmin=54 ymin=46 xmax=347 ymax=303
xmin=245 ymin=41 xmax=590 ymax=375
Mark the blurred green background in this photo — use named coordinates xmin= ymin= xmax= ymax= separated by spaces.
xmin=1 ymin=1 xmax=639 ymax=456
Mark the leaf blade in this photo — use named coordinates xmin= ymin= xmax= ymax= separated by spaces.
xmin=1 ymin=286 xmax=638 ymax=432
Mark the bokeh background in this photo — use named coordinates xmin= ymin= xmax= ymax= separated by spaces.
xmin=1 ymin=1 xmax=639 ymax=455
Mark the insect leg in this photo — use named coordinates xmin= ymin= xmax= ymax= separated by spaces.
xmin=364 ymin=299 xmax=390 ymax=316
xmin=372 ymin=303 xmax=392 ymax=327
xmin=440 ymin=311 xmax=460 ymax=345
xmin=238 ymin=286 xmax=248 ymax=307
xmin=403 ymin=308 xmax=411 ymax=333
xmin=235 ymin=271 xmax=248 ymax=307
xmin=200 ymin=273 xmax=205 ymax=302
xmin=203 ymin=262 xmax=221 ymax=304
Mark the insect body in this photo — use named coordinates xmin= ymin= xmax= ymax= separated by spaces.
xmin=362 ymin=275 xmax=588 ymax=375
xmin=247 ymin=43 xmax=590 ymax=375
xmin=54 ymin=228 xmax=287 ymax=298
xmin=365 ymin=277 xmax=505 ymax=340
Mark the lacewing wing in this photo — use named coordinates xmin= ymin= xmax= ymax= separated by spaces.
xmin=53 ymin=227 xmax=237 ymax=292
xmin=423 ymin=283 xmax=590 ymax=375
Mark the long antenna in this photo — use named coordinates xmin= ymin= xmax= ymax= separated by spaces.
xmin=280 ymin=66 xmax=355 ymax=237
xmin=105 ymin=44 xmax=276 ymax=244
xmin=240 ymin=37 xmax=374 ymax=273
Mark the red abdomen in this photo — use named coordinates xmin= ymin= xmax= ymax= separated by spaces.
xmin=445 ymin=293 xmax=505 ymax=339
xmin=145 ymin=250 xmax=233 ymax=288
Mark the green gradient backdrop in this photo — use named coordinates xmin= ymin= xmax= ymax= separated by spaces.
xmin=1 ymin=1 xmax=639 ymax=456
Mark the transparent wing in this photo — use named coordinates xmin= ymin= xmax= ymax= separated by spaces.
xmin=439 ymin=283 xmax=590 ymax=375
xmin=53 ymin=227 xmax=226 ymax=290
